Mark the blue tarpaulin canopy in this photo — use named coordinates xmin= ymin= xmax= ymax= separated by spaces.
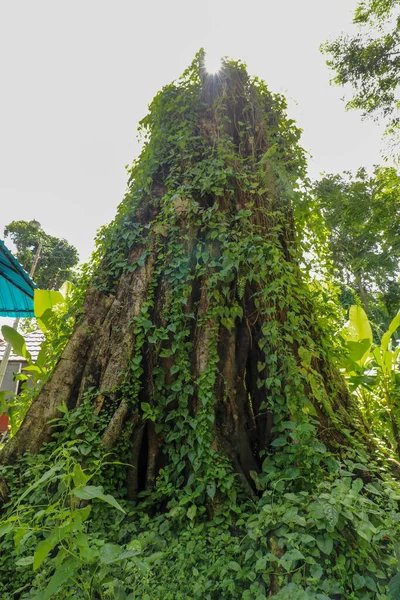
xmin=0 ymin=240 xmax=36 ymax=317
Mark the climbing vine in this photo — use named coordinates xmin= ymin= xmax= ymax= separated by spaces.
xmin=1 ymin=51 xmax=400 ymax=599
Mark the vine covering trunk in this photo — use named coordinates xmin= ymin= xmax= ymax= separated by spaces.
xmin=0 ymin=53 xmax=397 ymax=599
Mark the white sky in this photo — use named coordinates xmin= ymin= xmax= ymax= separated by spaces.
xmin=0 ymin=0 xmax=385 ymax=264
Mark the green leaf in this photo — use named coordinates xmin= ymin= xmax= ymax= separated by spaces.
xmin=72 ymin=484 xmax=106 ymax=499
xmin=270 ymin=436 xmax=287 ymax=447
xmin=364 ymin=576 xmax=377 ymax=592
xmin=23 ymin=365 xmax=46 ymax=378
xmin=14 ymin=526 xmax=30 ymax=549
xmin=255 ymin=556 xmax=267 ymax=572
xmin=301 ymin=398 xmax=318 ymax=416
xmin=126 ymin=539 xmax=142 ymax=553
xmin=316 ymin=535 xmax=333 ymax=555
xmin=99 ymin=543 xmax=123 ymax=564
xmin=356 ymin=521 xmax=375 ymax=542
xmin=233 ymin=306 xmax=243 ymax=320
xmin=187 ymin=504 xmax=197 ymax=520
xmin=389 ymin=572 xmax=400 ymax=600
xmin=298 ymin=346 xmax=312 ymax=367
xmin=34 ymin=289 xmax=65 ymax=319
xmin=353 ymin=573 xmax=365 ymax=590
xmin=280 ymin=549 xmax=305 ymax=571
xmin=99 ymin=492 xmax=126 ymax=513
xmin=78 ymin=444 xmax=91 ymax=456
xmin=34 ymin=289 xmax=65 ymax=331
xmin=16 ymin=556 xmax=34 ymax=566
xmin=72 ymin=464 xmax=90 ymax=487
xmin=346 ymin=339 xmax=371 ymax=362
xmin=137 ymin=251 xmax=147 ymax=267
xmin=310 ymin=563 xmax=323 ymax=580
xmin=207 ymin=483 xmax=216 ymax=499
xmin=1 ymin=326 xmax=31 ymax=362
xmin=346 ymin=306 xmax=372 ymax=344
xmin=227 ymin=561 xmax=241 ymax=572
xmin=75 ymin=505 xmax=92 ymax=523
xmin=38 ymin=557 xmax=79 ymax=600
xmin=0 ymin=522 xmax=13 ymax=538
xmin=18 ymin=464 xmax=61 ymax=503
xmin=35 ymin=345 xmax=48 ymax=368
xmin=59 ymin=280 xmax=74 ymax=298
xmin=259 ymin=144 xmax=277 ymax=163
xmin=73 ymin=485 xmax=126 ymax=513
xmin=33 ymin=539 xmax=54 ymax=571
xmin=381 ymin=310 xmax=400 ymax=352
xmin=323 ymin=504 xmax=339 ymax=529
xmin=344 ymin=305 xmax=372 ymax=365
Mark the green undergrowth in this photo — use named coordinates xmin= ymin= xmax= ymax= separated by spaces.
xmin=1 ymin=399 xmax=400 ymax=599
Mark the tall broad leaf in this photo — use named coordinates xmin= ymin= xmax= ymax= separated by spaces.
xmin=381 ymin=310 xmax=400 ymax=352
xmin=59 ymin=280 xmax=74 ymax=298
xmin=1 ymin=326 xmax=32 ymax=362
xmin=345 ymin=306 xmax=373 ymax=344
xmin=344 ymin=305 xmax=372 ymax=366
xmin=34 ymin=289 xmax=65 ymax=318
xmin=34 ymin=289 xmax=65 ymax=332
xmin=346 ymin=339 xmax=371 ymax=362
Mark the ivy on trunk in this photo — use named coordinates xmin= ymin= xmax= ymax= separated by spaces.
xmin=0 ymin=52 xmax=397 ymax=598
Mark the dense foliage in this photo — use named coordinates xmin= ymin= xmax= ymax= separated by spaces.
xmin=4 ymin=220 xmax=79 ymax=289
xmin=340 ymin=304 xmax=400 ymax=459
xmin=1 ymin=53 xmax=400 ymax=600
xmin=315 ymin=166 xmax=400 ymax=327
xmin=322 ymin=0 xmax=400 ymax=131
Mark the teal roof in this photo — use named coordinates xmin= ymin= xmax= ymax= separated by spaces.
xmin=0 ymin=240 xmax=36 ymax=317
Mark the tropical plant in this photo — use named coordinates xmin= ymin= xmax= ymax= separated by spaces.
xmin=0 ymin=282 xmax=77 ymax=434
xmin=341 ymin=303 xmax=400 ymax=457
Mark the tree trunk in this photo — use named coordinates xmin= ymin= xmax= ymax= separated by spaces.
xmin=356 ymin=273 xmax=369 ymax=312
xmin=0 ymin=54 xmax=369 ymax=501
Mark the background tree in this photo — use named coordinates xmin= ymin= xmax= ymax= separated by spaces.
xmin=315 ymin=166 xmax=400 ymax=327
xmin=0 ymin=55 xmax=399 ymax=599
xmin=322 ymin=0 xmax=400 ymax=132
xmin=4 ymin=219 xmax=79 ymax=290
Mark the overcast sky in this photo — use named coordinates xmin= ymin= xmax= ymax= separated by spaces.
xmin=0 ymin=0 xmax=384 ymax=264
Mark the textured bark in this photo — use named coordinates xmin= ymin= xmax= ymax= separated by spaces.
xmin=0 ymin=238 xmax=362 ymax=501
xmin=0 ymin=250 xmax=156 ymax=465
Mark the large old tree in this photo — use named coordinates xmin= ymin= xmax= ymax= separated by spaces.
xmin=0 ymin=55 xmax=398 ymax=598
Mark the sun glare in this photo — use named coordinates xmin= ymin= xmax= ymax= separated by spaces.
xmin=205 ymin=53 xmax=221 ymax=75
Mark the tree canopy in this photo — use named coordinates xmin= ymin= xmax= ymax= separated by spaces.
xmin=315 ymin=166 xmax=400 ymax=323
xmin=4 ymin=220 xmax=79 ymax=289
xmin=322 ymin=0 xmax=400 ymax=130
